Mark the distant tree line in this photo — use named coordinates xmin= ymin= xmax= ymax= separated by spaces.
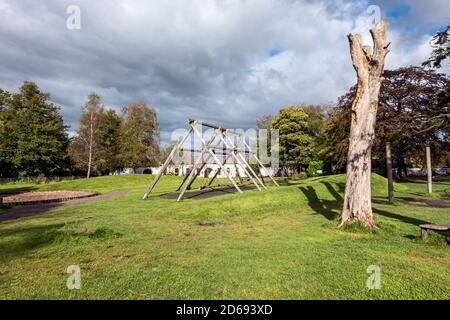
xmin=0 ymin=82 xmax=160 ymax=178
xmin=258 ymin=67 xmax=449 ymax=177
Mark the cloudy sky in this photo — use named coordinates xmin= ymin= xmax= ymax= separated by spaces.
xmin=1 ymin=0 xmax=449 ymax=144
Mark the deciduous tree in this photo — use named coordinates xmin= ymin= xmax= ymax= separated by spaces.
xmin=118 ymin=102 xmax=160 ymax=168
xmin=271 ymin=107 xmax=314 ymax=174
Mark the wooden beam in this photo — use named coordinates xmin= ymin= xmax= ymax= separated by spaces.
xmin=242 ymin=140 xmax=279 ymax=186
xmin=143 ymin=126 xmax=193 ymax=199
xmin=217 ymin=130 xmax=261 ymax=191
xmin=191 ymin=124 xmax=242 ymax=194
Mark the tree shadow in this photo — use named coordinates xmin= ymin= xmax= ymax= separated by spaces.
xmin=298 ymin=186 xmax=340 ymax=221
xmin=320 ymin=181 xmax=344 ymax=202
xmin=0 ymin=186 xmax=38 ymax=195
xmin=372 ymin=207 xmax=429 ymax=226
xmin=0 ymin=223 xmax=65 ymax=263
xmin=300 ymin=182 xmax=431 ymax=227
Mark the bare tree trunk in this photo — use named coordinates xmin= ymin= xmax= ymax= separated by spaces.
xmin=87 ymin=111 xmax=93 ymax=179
xmin=339 ymin=21 xmax=390 ymax=228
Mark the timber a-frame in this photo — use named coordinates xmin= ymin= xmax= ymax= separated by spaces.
xmin=143 ymin=119 xmax=279 ymax=201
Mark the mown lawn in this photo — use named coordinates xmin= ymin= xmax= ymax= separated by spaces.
xmin=0 ymin=174 xmax=448 ymax=299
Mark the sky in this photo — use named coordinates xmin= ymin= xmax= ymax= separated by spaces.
xmin=0 ymin=0 xmax=449 ymax=145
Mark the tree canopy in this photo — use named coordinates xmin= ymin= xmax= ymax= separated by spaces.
xmin=320 ymin=66 xmax=450 ymax=174
xmin=423 ymin=25 xmax=450 ymax=69
xmin=0 ymin=82 xmax=69 ymax=178
xmin=271 ymin=107 xmax=315 ymax=172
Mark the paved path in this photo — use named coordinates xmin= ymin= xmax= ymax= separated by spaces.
xmin=0 ymin=189 xmax=132 ymax=223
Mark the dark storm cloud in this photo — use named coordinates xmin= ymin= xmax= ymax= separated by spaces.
xmin=0 ymin=0 xmax=447 ymax=144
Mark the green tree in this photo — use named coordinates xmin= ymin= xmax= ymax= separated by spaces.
xmin=97 ymin=109 xmax=122 ymax=173
xmin=0 ymin=82 xmax=69 ymax=177
xmin=320 ymin=67 xmax=450 ymax=173
xmin=118 ymin=102 xmax=160 ymax=168
xmin=423 ymin=25 xmax=450 ymax=68
xmin=0 ymin=88 xmax=14 ymax=177
xmin=69 ymin=93 xmax=105 ymax=178
xmin=271 ymin=107 xmax=314 ymax=173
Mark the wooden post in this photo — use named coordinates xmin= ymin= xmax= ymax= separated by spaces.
xmin=242 ymin=139 xmax=279 ymax=186
xmin=217 ymin=130 xmax=262 ymax=191
xmin=226 ymin=133 xmax=267 ymax=190
xmin=191 ymin=124 xmax=242 ymax=195
xmin=143 ymin=126 xmax=193 ymax=199
xmin=386 ymin=142 xmax=394 ymax=202
xmin=426 ymin=145 xmax=432 ymax=194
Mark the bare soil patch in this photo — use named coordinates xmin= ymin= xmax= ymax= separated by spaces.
xmin=1 ymin=190 xmax=97 ymax=206
xmin=0 ymin=189 xmax=131 ymax=222
xmin=160 ymin=185 xmax=257 ymax=200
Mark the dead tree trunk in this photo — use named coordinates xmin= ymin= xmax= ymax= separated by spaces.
xmin=339 ymin=21 xmax=390 ymax=228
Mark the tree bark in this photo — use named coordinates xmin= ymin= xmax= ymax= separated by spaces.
xmin=339 ymin=21 xmax=390 ymax=228
xmin=87 ymin=111 xmax=93 ymax=179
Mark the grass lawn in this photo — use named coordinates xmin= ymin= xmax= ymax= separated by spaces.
xmin=0 ymin=174 xmax=449 ymax=299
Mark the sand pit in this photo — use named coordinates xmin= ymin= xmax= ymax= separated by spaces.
xmin=1 ymin=190 xmax=98 ymax=206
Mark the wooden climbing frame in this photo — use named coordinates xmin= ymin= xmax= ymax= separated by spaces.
xmin=143 ymin=119 xmax=279 ymax=201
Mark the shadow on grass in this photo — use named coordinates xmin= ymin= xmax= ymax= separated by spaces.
xmin=299 ymin=183 xmax=430 ymax=227
xmin=0 ymin=186 xmax=38 ymax=195
xmin=299 ymin=186 xmax=339 ymax=221
xmin=0 ymin=223 xmax=65 ymax=262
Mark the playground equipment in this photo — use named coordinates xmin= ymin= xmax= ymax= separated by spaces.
xmin=143 ymin=119 xmax=279 ymax=201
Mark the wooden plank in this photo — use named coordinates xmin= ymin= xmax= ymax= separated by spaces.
xmin=420 ymin=224 xmax=450 ymax=231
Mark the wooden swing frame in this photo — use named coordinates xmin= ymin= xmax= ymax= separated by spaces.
xmin=143 ymin=119 xmax=279 ymax=201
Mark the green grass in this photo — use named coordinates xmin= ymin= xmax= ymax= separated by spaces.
xmin=0 ymin=174 xmax=448 ymax=299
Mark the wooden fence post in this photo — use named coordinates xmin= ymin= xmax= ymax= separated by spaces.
xmin=426 ymin=145 xmax=432 ymax=194
xmin=386 ymin=142 xmax=394 ymax=202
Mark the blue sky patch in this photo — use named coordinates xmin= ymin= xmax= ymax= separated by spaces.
xmin=269 ymin=49 xmax=282 ymax=57
xmin=386 ymin=3 xmax=411 ymax=19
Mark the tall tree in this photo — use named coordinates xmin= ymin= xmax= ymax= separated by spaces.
xmin=0 ymin=88 xmax=14 ymax=177
xmin=271 ymin=107 xmax=314 ymax=173
xmin=69 ymin=93 xmax=104 ymax=178
xmin=423 ymin=25 xmax=450 ymax=69
xmin=339 ymin=21 xmax=389 ymax=228
xmin=97 ymin=109 xmax=122 ymax=173
xmin=118 ymin=102 xmax=160 ymax=168
xmin=0 ymin=82 xmax=69 ymax=177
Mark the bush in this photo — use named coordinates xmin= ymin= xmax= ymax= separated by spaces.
xmin=292 ymin=171 xmax=307 ymax=180
xmin=307 ymin=161 xmax=324 ymax=177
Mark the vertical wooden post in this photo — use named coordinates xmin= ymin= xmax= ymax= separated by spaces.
xmin=426 ymin=145 xmax=432 ymax=194
xmin=386 ymin=142 xmax=394 ymax=202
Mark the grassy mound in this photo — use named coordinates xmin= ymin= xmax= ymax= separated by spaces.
xmin=0 ymin=174 xmax=448 ymax=299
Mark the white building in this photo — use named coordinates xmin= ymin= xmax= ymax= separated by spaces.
xmin=135 ymin=164 xmax=274 ymax=179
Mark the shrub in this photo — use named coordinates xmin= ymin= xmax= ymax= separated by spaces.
xmin=307 ymin=161 xmax=324 ymax=177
